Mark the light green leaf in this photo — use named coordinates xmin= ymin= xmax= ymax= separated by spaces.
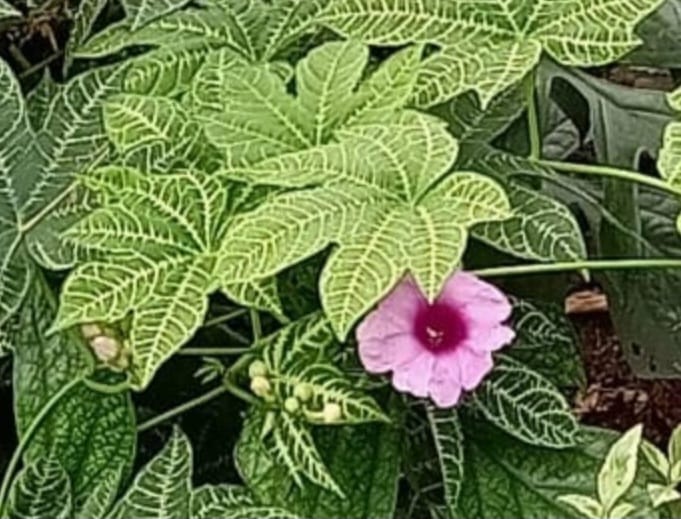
xmin=427 ymin=406 xmax=465 ymax=516
xmin=55 ymin=168 xmax=258 ymax=389
xmin=408 ymin=206 xmax=466 ymax=301
xmin=8 ymin=459 xmax=72 ymax=519
xmin=597 ymin=424 xmax=643 ymax=512
xmin=668 ymin=422 xmax=681 ymax=469
xmin=321 ymin=0 xmax=664 ymax=106
xmin=472 ymin=355 xmax=580 ymax=448
xmin=111 ymin=428 xmax=192 ymax=518
xmin=222 ymin=278 xmax=284 ymax=318
xmin=321 ymin=205 xmax=407 ymax=339
xmin=190 ymin=485 xmax=298 ymax=519
xmin=193 ymin=63 xmax=313 ymax=166
xmin=76 ymin=468 xmax=123 ymax=519
xmin=103 ymin=93 xmax=218 ymax=172
xmin=219 ymin=186 xmax=367 ymax=283
xmin=557 ymin=494 xmax=603 ymax=518
xmin=647 ymin=483 xmax=681 ymax=508
xmin=508 ymin=298 xmax=585 ymax=387
xmin=343 ymin=44 xmax=422 ymax=127
xmin=609 ymin=501 xmax=637 ymax=518
xmin=641 ymin=442 xmax=669 ymax=480
xmin=0 ymin=0 xmax=20 ymax=18
xmin=296 ymin=39 xmax=369 ymax=144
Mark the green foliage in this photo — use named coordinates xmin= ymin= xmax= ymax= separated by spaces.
xmin=319 ymin=0 xmax=664 ymax=107
xmin=471 ymin=355 xmax=580 ymax=448
xmin=3 ymin=1 xmax=681 ymax=517
xmin=8 ymin=459 xmax=72 ymax=519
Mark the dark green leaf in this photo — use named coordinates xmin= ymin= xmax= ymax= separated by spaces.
xmin=457 ymin=421 xmax=658 ymax=519
xmin=7 ymin=459 xmax=72 ymax=519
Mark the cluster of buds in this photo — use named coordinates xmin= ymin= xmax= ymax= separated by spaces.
xmin=80 ymin=323 xmax=130 ymax=370
xmin=247 ymin=360 xmax=343 ymax=424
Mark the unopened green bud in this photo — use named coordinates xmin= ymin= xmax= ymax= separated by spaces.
xmin=284 ymin=396 xmax=300 ymax=414
xmin=322 ymin=402 xmax=342 ymax=424
xmin=250 ymin=375 xmax=271 ymax=398
xmin=248 ymin=360 xmax=268 ymax=378
xmin=293 ymin=383 xmax=313 ymax=402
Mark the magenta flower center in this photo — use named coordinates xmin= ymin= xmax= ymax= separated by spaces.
xmin=413 ymin=302 xmax=468 ymax=352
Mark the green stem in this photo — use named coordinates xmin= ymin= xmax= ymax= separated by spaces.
xmin=525 ymin=71 xmax=541 ymax=160
xmin=537 ymin=159 xmax=680 ymax=197
xmin=0 ymin=377 xmax=83 ymax=512
xmin=250 ymin=309 xmax=262 ymax=342
xmin=473 ymin=258 xmax=681 ymax=278
xmin=223 ymin=377 xmax=259 ymax=406
xmin=203 ymin=309 xmax=247 ymax=328
xmin=177 ymin=347 xmax=250 ymax=356
xmin=137 ymin=385 xmax=228 ymax=433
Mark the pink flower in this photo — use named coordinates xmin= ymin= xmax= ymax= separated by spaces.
xmin=357 ymin=272 xmax=515 ymax=408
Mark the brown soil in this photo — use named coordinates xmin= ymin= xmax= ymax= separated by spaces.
xmin=572 ymin=312 xmax=681 ymax=446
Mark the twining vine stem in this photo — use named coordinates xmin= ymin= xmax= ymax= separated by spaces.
xmin=0 ymin=377 xmax=83 ymax=512
xmin=525 ymin=71 xmax=542 ymax=160
xmin=473 ymin=258 xmax=681 ymax=278
xmin=537 ymin=159 xmax=679 ymax=197
xmin=137 ymin=385 xmax=229 ymax=432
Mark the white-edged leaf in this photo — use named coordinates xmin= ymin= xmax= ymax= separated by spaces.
xmin=125 ymin=0 xmax=190 ymax=31
xmin=190 ymin=485 xmax=298 ymax=519
xmin=8 ymin=459 xmax=72 ymax=519
xmin=472 ymin=355 xmax=580 ymax=448
xmin=641 ymin=441 xmax=669 ymax=480
xmin=76 ymin=468 xmax=123 ymax=519
xmin=222 ymin=278 xmax=284 ymax=319
xmin=427 ymin=406 xmax=465 ymax=516
xmin=647 ymin=483 xmax=681 ymax=508
xmin=55 ymin=167 xmax=250 ymax=389
xmin=668 ymin=422 xmax=681 ymax=469
xmin=272 ymin=412 xmax=343 ymax=496
xmin=296 ymin=39 xmax=368 ymax=144
xmin=320 ymin=0 xmax=665 ymax=106
xmin=103 ymin=93 xmax=218 ymax=173
xmin=597 ymin=424 xmax=643 ymax=512
xmin=111 ymin=428 xmax=192 ymax=518
xmin=557 ymin=494 xmax=603 ymax=518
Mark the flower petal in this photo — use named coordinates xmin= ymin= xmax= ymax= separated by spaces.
xmin=439 ymin=271 xmax=512 ymax=325
xmin=463 ymin=323 xmax=515 ymax=354
xmin=358 ymin=333 xmax=422 ymax=373
xmin=450 ymin=347 xmax=494 ymax=391
xmin=428 ymin=359 xmax=462 ymax=407
xmin=391 ymin=351 xmax=434 ymax=398
xmin=356 ymin=276 xmax=425 ymax=342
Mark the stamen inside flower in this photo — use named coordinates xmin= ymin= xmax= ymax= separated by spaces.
xmin=414 ymin=302 xmax=468 ymax=352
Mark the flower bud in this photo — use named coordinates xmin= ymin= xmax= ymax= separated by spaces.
xmin=90 ymin=335 xmax=120 ymax=363
xmin=284 ymin=396 xmax=300 ymax=414
xmin=293 ymin=382 xmax=313 ymax=402
xmin=248 ymin=360 xmax=268 ymax=379
xmin=250 ymin=375 xmax=271 ymax=398
xmin=322 ymin=402 xmax=342 ymax=424
xmin=81 ymin=323 xmax=103 ymax=340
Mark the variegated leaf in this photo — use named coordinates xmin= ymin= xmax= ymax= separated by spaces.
xmin=320 ymin=0 xmax=664 ymax=106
